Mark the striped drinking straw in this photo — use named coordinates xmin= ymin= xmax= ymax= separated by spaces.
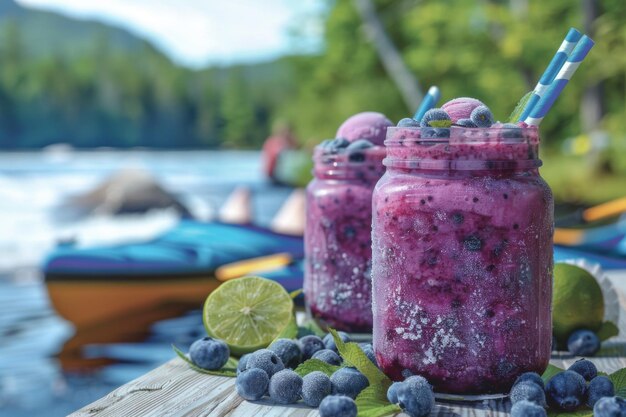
xmin=518 ymin=28 xmax=583 ymax=122
xmin=413 ymin=86 xmax=441 ymax=121
xmin=524 ymin=35 xmax=595 ymax=126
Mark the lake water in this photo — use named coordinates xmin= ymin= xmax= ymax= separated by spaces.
xmin=0 ymin=150 xmax=295 ymax=417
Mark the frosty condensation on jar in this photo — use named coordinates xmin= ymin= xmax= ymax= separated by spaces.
xmin=371 ymin=98 xmax=553 ymax=394
xmin=304 ymin=112 xmax=392 ymax=333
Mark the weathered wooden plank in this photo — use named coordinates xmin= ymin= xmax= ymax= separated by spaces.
xmin=70 ymin=270 xmax=626 ymax=417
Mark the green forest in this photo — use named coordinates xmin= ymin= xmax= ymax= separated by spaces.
xmin=0 ymin=0 xmax=624 ymax=153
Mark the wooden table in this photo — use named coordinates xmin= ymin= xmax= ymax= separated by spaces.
xmin=70 ymin=271 xmax=626 ymax=417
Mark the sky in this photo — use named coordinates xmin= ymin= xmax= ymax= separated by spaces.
xmin=15 ymin=0 xmax=326 ymax=68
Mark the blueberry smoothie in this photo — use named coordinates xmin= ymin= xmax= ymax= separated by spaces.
xmin=304 ymin=112 xmax=392 ymax=333
xmin=372 ymin=100 xmax=553 ymax=394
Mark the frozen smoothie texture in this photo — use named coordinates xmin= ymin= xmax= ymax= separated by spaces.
xmin=441 ymin=97 xmax=486 ymax=123
xmin=335 ymin=112 xmax=393 ymax=146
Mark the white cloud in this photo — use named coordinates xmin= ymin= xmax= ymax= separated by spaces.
xmin=15 ymin=0 xmax=325 ymax=67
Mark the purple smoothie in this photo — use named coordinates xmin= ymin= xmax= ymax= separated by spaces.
xmin=371 ymin=125 xmax=553 ymax=394
xmin=304 ymin=112 xmax=392 ymax=332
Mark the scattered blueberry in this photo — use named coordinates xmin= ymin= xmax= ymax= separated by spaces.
xmin=312 ymin=349 xmax=342 ymax=366
xmin=323 ymin=332 xmax=351 ymax=352
xmin=237 ymin=353 xmax=250 ymax=375
xmin=510 ymin=381 xmax=547 ymax=407
xmin=189 ymin=337 xmax=230 ymax=370
xmin=420 ymin=108 xmax=451 ymax=128
xmin=510 ymin=400 xmax=547 ymax=417
xmin=236 ymin=368 xmax=269 ymax=401
xmin=268 ymin=339 xmax=302 ymax=369
xmin=470 ymin=105 xmax=494 ymax=127
xmin=268 ymin=369 xmax=303 ymax=404
xmin=568 ymin=329 xmax=601 ymax=356
xmin=395 ymin=376 xmax=435 ymax=417
xmin=545 ymin=370 xmax=587 ymax=411
xmin=319 ymin=395 xmax=357 ymax=417
xmin=387 ymin=381 xmax=403 ymax=404
xmin=513 ymin=372 xmax=545 ymax=389
xmin=246 ymin=349 xmax=285 ymax=378
xmin=330 ymin=367 xmax=369 ymax=399
xmin=421 ymin=127 xmax=450 ymax=138
xmin=568 ymin=358 xmax=598 ymax=381
xmin=587 ymin=376 xmax=615 ymax=407
xmin=299 ymin=335 xmax=325 ymax=360
xmin=359 ymin=343 xmax=377 ymax=366
xmin=463 ymin=235 xmax=482 ymax=251
xmin=456 ymin=118 xmax=477 ymax=128
xmin=302 ymin=371 xmax=332 ymax=407
xmin=397 ymin=117 xmax=421 ymax=127
xmin=593 ymin=396 xmax=626 ymax=417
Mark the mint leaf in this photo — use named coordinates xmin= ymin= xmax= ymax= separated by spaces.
xmin=609 ymin=368 xmax=626 ymax=397
xmin=547 ymin=410 xmax=593 ymax=417
xmin=272 ymin=315 xmax=298 ymax=344
xmin=172 ymin=344 xmax=237 ymax=377
xmin=428 ymin=120 xmax=451 ymax=128
xmin=597 ymin=321 xmax=619 ymax=341
xmin=329 ymin=329 xmax=390 ymax=387
xmin=508 ymin=91 xmax=533 ymax=123
xmin=299 ymin=319 xmax=326 ymax=337
xmin=355 ymin=385 xmax=402 ymax=417
xmin=541 ymin=364 xmax=565 ymax=384
xmin=294 ymin=358 xmax=341 ymax=377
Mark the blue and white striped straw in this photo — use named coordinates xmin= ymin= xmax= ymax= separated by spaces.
xmin=524 ymin=35 xmax=595 ymax=126
xmin=413 ymin=86 xmax=441 ymax=121
xmin=518 ymin=28 xmax=583 ymax=122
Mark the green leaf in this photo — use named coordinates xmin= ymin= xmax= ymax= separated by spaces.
xmin=428 ymin=119 xmax=451 ymax=128
xmin=172 ymin=345 xmax=237 ymax=377
xmin=294 ymin=358 xmax=342 ymax=377
xmin=609 ymin=368 xmax=626 ymax=398
xmin=298 ymin=319 xmax=326 ymax=337
xmin=272 ymin=315 xmax=298 ymax=344
xmin=507 ymin=91 xmax=533 ymax=123
xmin=355 ymin=385 xmax=402 ymax=417
xmin=329 ymin=328 xmax=392 ymax=395
xmin=597 ymin=321 xmax=619 ymax=341
xmin=546 ymin=409 xmax=593 ymax=417
xmin=289 ymin=289 xmax=303 ymax=299
xmin=541 ymin=364 xmax=565 ymax=384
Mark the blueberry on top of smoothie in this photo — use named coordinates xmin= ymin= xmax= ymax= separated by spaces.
xmin=397 ymin=117 xmax=420 ymax=127
xmin=455 ymin=118 xmax=478 ymax=128
xmin=420 ymin=108 xmax=451 ymax=128
xmin=470 ymin=105 xmax=495 ymax=127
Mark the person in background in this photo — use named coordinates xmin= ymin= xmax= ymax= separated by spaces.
xmin=262 ymin=121 xmax=297 ymax=183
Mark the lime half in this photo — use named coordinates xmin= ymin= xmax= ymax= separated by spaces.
xmin=203 ymin=276 xmax=294 ymax=355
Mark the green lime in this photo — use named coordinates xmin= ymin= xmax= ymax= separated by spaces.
xmin=203 ymin=276 xmax=294 ymax=355
xmin=553 ymin=263 xmax=604 ymax=344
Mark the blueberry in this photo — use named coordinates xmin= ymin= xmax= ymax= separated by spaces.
xmin=422 ymin=127 xmax=450 ymax=138
xmin=268 ymin=369 xmax=302 ymax=404
xmin=545 ymin=370 xmax=587 ymax=411
xmin=359 ymin=343 xmax=377 ymax=366
xmin=346 ymin=139 xmax=374 ymax=151
xmin=236 ymin=368 xmax=269 ymax=401
xmin=501 ymin=122 xmax=522 ymax=138
xmin=237 ymin=353 xmax=250 ymax=375
xmin=594 ymin=396 xmax=626 ymax=417
xmin=188 ymin=337 xmax=230 ymax=370
xmin=470 ymin=105 xmax=494 ymax=127
xmin=463 ymin=235 xmax=482 ymax=251
xmin=397 ymin=117 xmax=421 ymax=127
xmin=323 ymin=332 xmax=351 ymax=352
xmin=510 ymin=400 xmax=547 ymax=417
xmin=348 ymin=152 xmax=366 ymax=163
xmin=587 ymin=376 xmax=615 ymax=407
xmin=387 ymin=381 xmax=403 ymax=404
xmin=296 ymin=326 xmax=315 ymax=338
xmin=510 ymin=381 xmax=547 ymax=407
xmin=451 ymin=212 xmax=464 ymax=224
xmin=456 ymin=118 xmax=477 ymax=128
xmin=568 ymin=358 xmax=598 ymax=381
xmin=246 ymin=349 xmax=285 ymax=378
xmin=568 ymin=330 xmax=601 ymax=356
xmin=324 ymin=138 xmax=350 ymax=154
xmin=513 ymin=372 xmax=545 ymax=389
xmin=302 ymin=371 xmax=332 ymax=407
xmin=312 ymin=349 xmax=342 ymax=366
xmin=299 ymin=335 xmax=325 ymax=360
xmin=420 ymin=108 xmax=451 ymax=128
xmin=330 ymin=367 xmax=369 ymax=399
xmin=319 ymin=395 xmax=357 ymax=417
xmin=268 ymin=339 xmax=302 ymax=369
xmin=396 ymin=375 xmax=434 ymax=417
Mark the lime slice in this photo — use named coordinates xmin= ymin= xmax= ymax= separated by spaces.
xmin=553 ymin=263 xmax=604 ymax=344
xmin=203 ymin=276 xmax=294 ymax=355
